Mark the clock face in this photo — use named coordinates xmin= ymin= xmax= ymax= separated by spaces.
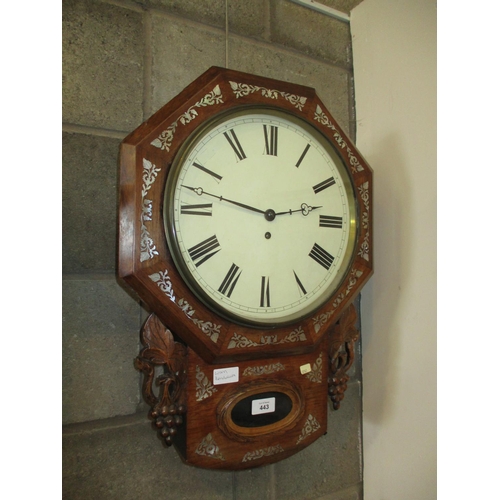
xmin=164 ymin=107 xmax=357 ymax=327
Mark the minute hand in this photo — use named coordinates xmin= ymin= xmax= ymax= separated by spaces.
xmin=182 ymin=185 xmax=266 ymax=215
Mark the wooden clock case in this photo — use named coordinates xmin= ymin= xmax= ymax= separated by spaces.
xmin=118 ymin=67 xmax=373 ymax=469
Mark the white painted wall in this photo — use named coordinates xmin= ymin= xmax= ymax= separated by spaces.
xmin=350 ymin=0 xmax=437 ymax=498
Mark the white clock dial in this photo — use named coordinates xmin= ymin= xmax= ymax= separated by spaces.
xmin=164 ymin=108 xmax=357 ymax=326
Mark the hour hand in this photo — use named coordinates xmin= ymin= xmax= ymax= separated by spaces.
xmin=182 ymin=185 xmax=266 ymax=215
xmin=275 ymin=203 xmax=322 ymax=216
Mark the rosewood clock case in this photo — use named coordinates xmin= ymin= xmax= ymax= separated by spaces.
xmin=118 ymin=67 xmax=373 ymax=469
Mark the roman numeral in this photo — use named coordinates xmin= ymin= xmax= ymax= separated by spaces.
xmin=293 ymin=271 xmax=307 ymax=296
xmin=188 ymin=235 xmax=220 ymax=267
xmin=260 ymin=276 xmax=270 ymax=307
xmin=309 ymin=243 xmax=334 ymax=270
xmin=313 ymin=177 xmax=336 ymax=194
xmin=263 ymin=125 xmax=278 ymax=156
xmin=224 ymin=129 xmax=246 ymax=161
xmin=319 ymin=215 xmax=343 ymax=228
xmin=218 ymin=263 xmax=242 ymax=297
xmin=295 ymin=144 xmax=310 ymax=168
xmin=181 ymin=203 xmax=213 ymax=216
xmin=192 ymin=162 xmax=222 ymax=181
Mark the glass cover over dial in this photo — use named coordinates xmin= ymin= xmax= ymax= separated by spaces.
xmin=164 ymin=108 xmax=357 ymax=327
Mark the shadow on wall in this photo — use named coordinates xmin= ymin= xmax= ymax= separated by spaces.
xmin=360 ymin=133 xmax=411 ymax=428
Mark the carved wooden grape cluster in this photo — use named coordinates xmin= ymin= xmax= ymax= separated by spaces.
xmin=134 ymin=314 xmax=188 ymax=447
xmin=327 ymin=303 xmax=359 ymax=410
xmin=328 ymin=374 xmax=351 ymax=410
xmin=151 ymin=403 xmax=187 ymax=447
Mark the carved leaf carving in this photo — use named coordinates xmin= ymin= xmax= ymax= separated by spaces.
xmin=140 ymin=314 xmax=175 ymax=359
xmin=327 ymin=303 xmax=359 ymax=410
xmin=329 ymin=302 xmax=358 ymax=356
xmin=135 ymin=314 xmax=188 ymax=447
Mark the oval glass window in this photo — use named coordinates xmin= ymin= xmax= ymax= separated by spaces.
xmin=231 ymin=391 xmax=293 ymax=428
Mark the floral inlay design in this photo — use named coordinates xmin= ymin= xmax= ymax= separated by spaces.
xmin=296 ymin=414 xmax=321 ymax=444
xmin=227 ymin=327 xmax=306 ymax=349
xmin=242 ymin=363 xmax=286 ymax=377
xmin=140 ymin=158 xmax=161 ymax=262
xmin=305 ymin=354 xmax=323 ymax=384
xmin=151 ymin=85 xmax=224 ymax=151
xmin=358 ymin=181 xmax=370 ymax=261
xmin=313 ymin=267 xmax=364 ymax=333
xmin=149 ymin=271 xmax=221 ymax=343
xmin=242 ymin=445 xmax=285 ymax=463
xmin=177 ymin=298 xmax=220 ymax=343
xmin=229 ymin=81 xmax=307 ymax=111
xmin=313 ymin=105 xmax=364 ymax=174
xmin=195 ymin=433 xmax=225 ymax=461
xmin=149 ymin=270 xmax=176 ymax=302
xmin=195 ymin=365 xmax=217 ymax=401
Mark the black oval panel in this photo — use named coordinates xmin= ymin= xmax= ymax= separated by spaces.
xmin=231 ymin=391 xmax=293 ymax=428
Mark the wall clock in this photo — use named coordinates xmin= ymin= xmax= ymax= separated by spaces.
xmin=119 ymin=67 xmax=373 ymax=470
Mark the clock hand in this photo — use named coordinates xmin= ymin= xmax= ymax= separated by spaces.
xmin=182 ymin=185 xmax=266 ymax=215
xmin=275 ymin=203 xmax=323 ymax=216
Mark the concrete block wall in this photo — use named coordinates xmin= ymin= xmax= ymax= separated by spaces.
xmin=62 ymin=0 xmax=365 ymax=498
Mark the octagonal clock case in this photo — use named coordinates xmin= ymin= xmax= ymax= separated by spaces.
xmin=119 ymin=67 xmax=373 ymax=470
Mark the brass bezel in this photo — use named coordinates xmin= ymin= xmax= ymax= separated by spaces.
xmin=163 ymin=105 xmax=359 ymax=328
